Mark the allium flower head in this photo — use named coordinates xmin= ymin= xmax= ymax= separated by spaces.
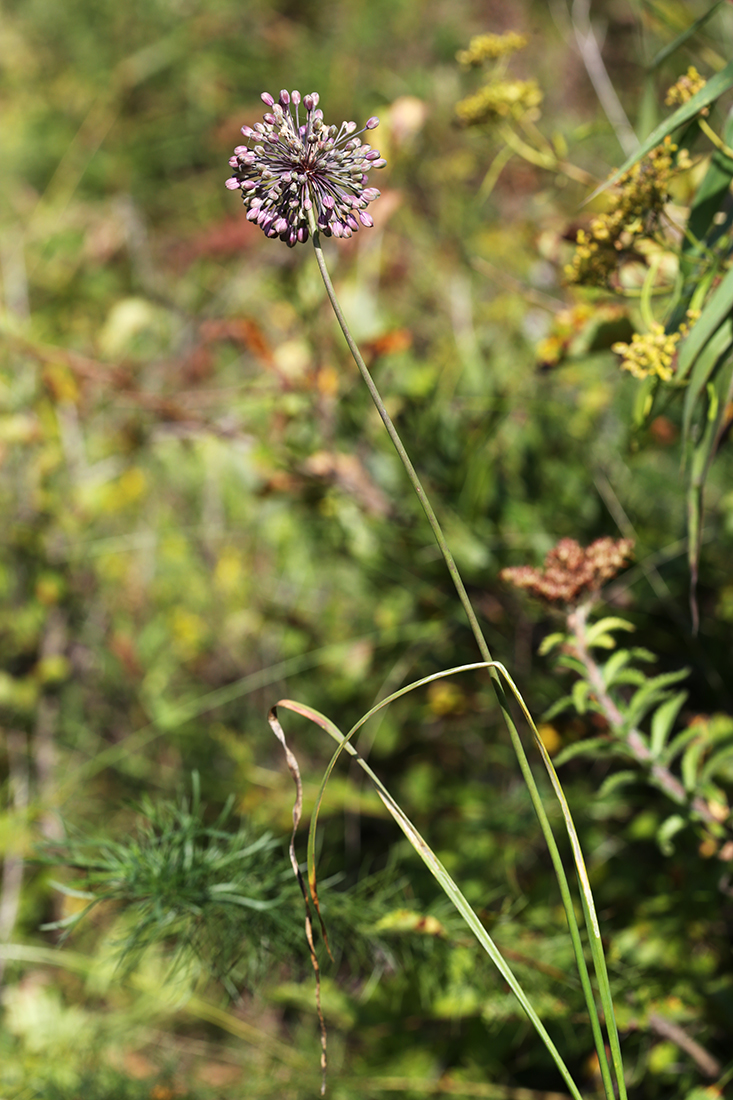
xmin=225 ymin=90 xmax=385 ymax=247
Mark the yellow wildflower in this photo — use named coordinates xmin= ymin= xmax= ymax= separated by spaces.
xmin=456 ymin=79 xmax=543 ymax=126
xmin=456 ymin=32 xmax=528 ymax=67
xmin=566 ymin=138 xmax=685 ymax=286
xmin=665 ymin=67 xmax=707 ymax=109
xmin=612 ymin=313 xmax=697 ymax=382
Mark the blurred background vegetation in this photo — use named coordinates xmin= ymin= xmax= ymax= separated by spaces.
xmin=2 ymin=0 xmax=733 ymax=1096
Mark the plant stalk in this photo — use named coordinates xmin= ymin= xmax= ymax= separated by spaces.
xmin=309 ymin=212 xmax=623 ymax=1100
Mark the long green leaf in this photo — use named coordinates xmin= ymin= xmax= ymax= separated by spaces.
xmin=677 ymin=268 xmax=733 ymax=382
xmin=270 ymin=692 xmax=587 ymax=1100
xmin=590 ymin=59 xmax=733 ymax=199
xmin=650 ymin=691 xmax=689 ymax=757
xmin=650 ymin=1 xmax=728 ymax=70
xmin=553 ymin=737 xmax=617 ymax=767
xmin=682 ymin=318 xmax=733 ymax=435
xmin=683 ymin=106 xmax=733 ymax=270
xmin=498 ymin=668 xmax=627 ymax=1100
xmin=686 ymin=356 xmax=733 ymax=630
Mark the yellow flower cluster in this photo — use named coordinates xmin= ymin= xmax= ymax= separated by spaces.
xmin=665 ymin=66 xmax=707 ymax=108
xmin=612 ymin=314 xmax=697 ymax=382
xmin=456 ymin=32 xmax=528 ymax=67
xmin=565 ymin=138 xmax=690 ymax=286
xmin=456 ymin=79 xmax=543 ymax=126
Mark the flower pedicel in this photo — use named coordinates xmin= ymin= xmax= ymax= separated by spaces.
xmin=226 ymin=90 xmax=385 ymax=247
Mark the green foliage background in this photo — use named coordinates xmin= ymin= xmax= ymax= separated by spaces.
xmin=2 ymin=0 xmax=733 ymax=1097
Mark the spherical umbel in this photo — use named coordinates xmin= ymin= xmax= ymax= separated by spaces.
xmin=225 ymin=91 xmax=384 ymax=247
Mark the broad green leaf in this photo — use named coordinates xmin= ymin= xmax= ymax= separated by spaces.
xmin=602 ymin=648 xmax=633 ymax=687
xmin=656 ymin=814 xmax=686 ymax=856
xmin=585 ymin=617 xmax=635 ymax=647
xmin=557 ymin=654 xmax=588 ymax=676
xmin=543 ymin=694 xmax=575 ymax=721
xmin=553 ymin=737 xmax=619 ymax=767
xmin=702 ymin=744 xmax=733 ymax=784
xmin=609 ymin=668 xmax=649 ymax=688
xmin=572 ymin=678 xmax=591 ymax=715
xmin=625 ymin=668 xmax=690 ymax=729
xmin=682 ymin=738 xmax=707 ymax=792
xmin=599 ymin=770 xmax=639 ymax=797
xmin=590 ymin=59 xmax=733 ymax=200
xmin=650 ymin=690 xmax=688 ymax=757
xmin=538 ymin=631 xmax=566 ymax=656
xmin=662 ymin=724 xmax=704 ymax=766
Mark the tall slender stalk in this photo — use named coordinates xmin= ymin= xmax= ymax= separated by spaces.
xmin=308 ymin=211 xmax=625 ymax=1100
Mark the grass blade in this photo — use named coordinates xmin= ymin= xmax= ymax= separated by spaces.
xmin=271 ymin=692 xmax=587 ymax=1100
xmin=649 ymin=1 xmax=727 ymax=70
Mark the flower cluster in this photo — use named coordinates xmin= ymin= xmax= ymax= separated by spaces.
xmin=566 ymin=138 xmax=690 ymax=286
xmin=665 ymin=66 xmax=707 ymax=110
xmin=455 ymin=28 xmax=541 ymax=127
xmin=456 ymin=32 xmax=528 ymax=67
xmin=226 ymin=91 xmax=385 ymax=247
xmin=456 ymin=79 xmax=543 ymax=126
xmin=612 ymin=313 xmax=698 ymax=382
xmin=501 ymin=538 xmax=634 ymax=607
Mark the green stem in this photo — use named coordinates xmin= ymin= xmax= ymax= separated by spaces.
xmin=308 ymin=212 xmax=622 ymax=1100
xmin=699 ymin=117 xmax=733 ymax=161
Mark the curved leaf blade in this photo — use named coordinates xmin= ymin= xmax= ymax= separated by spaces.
xmin=590 ymin=59 xmax=733 ymax=201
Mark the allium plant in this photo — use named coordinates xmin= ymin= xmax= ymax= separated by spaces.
xmin=225 ymin=90 xmax=384 ymax=246
xmin=227 ymin=94 xmax=628 ymax=1100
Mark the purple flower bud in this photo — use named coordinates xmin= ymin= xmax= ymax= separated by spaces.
xmin=274 ymin=217 xmax=289 ymax=233
xmin=359 ymin=211 xmax=374 ymax=227
xmin=322 ymin=194 xmax=335 ymax=209
xmin=365 ymin=150 xmax=381 ymax=161
xmin=263 ymin=113 xmax=276 ymax=125
xmin=366 ymin=117 xmax=379 ymax=130
xmin=362 ymin=188 xmax=380 ymax=202
xmin=332 ymin=222 xmax=344 ymax=237
xmin=241 ymin=126 xmax=256 ymax=138
xmin=346 ymin=214 xmax=359 ymax=231
xmin=225 ymin=177 xmax=241 ymax=190
xmin=297 ymin=226 xmax=309 ymax=243
xmin=279 ymin=90 xmax=290 ymax=106
xmin=233 ymin=145 xmax=247 ymax=155
xmin=242 ymin=179 xmax=257 ymax=190
xmin=261 ymin=92 xmax=275 ymax=106
xmin=228 ymin=156 xmax=238 ymax=167
xmin=303 ymin=94 xmax=315 ymax=111
xmin=292 ymin=90 xmax=301 ymax=105
xmin=371 ymin=159 xmax=387 ymax=168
